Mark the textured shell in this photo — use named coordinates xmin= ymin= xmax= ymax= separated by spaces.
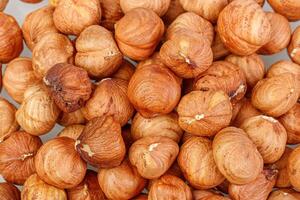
xmin=3 ymin=57 xmax=39 ymax=103
xmin=217 ymin=0 xmax=271 ymax=56
xmin=22 ymin=174 xmax=67 ymax=200
xmin=0 ymin=0 xmax=8 ymax=11
xmin=131 ymin=112 xmax=183 ymax=143
xmin=268 ymin=189 xmax=300 ymax=200
xmin=212 ymin=127 xmax=264 ymax=184
xmin=279 ymin=103 xmax=300 ymax=144
xmin=178 ymin=137 xmax=225 ymax=189
xmin=35 ymin=137 xmax=87 ymax=189
xmin=16 ymin=84 xmax=60 ymax=136
xmin=44 ymin=63 xmax=92 ymax=113
xmin=112 ymin=60 xmax=135 ymax=81
xmin=177 ymin=90 xmax=232 ymax=137
xmin=98 ymin=159 xmax=146 ymax=199
xmin=129 ymin=136 xmax=179 ymax=179
xmin=0 ymin=131 xmax=42 ymax=185
xmin=53 ymin=0 xmax=101 ymax=35
xmin=148 ymin=175 xmax=192 ymax=200
xmin=211 ymin=28 xmax=230 ymax=60
xmin=258 ymin=12 xmax=291 ymax=55
xmin=128 ymin=64 xmax=181 ymax=118
xmin=120 ymin=0 xmax=171 ymax=17
xmin=229 ymin=0 xmax=265 ymax=6
xmin=75 ymin=25 xmax=122 ymax=78
xmin=0 ymin=183 xmax=20 ymax=200
xmin=268 ymin=0 xmax=300 ymax=21
xmin=58 ymin=109 xmax=86 ymax=126
xmin=166 ymin=12 xmax=214 ymax=44
xmin=76 ymin=116 xmax=126 ymax=168
xmin=288 ymin=146 xmax=300 ymax=190
xmin=0 ymin=13 xmax=23 ymax=63
xmin=228 ymin=169 xmax=277 ymax=200
xmin=267 ymin=60 xmax=300 ymax=83
xmin=160 ymin=33 xmax=213 ymax=79
xmin=193 ymin=61 xmax=247 ymax=103
xmin=57 ymin=124 xmax=85 ymax=140
xmin=288 ymin=27 xmax=300 ymax=65
xmin=22 ymin=6 xmax=59 ymax=51
xmin=100 ymin=0 xmax=123 ymax=30
xmin=0 ymin=98 xmax=19 ymax=142
xmin=32 ymin=33 xmax=74 ymax=79
xmin=251 ymin=74 xmax=300 ymax=117
xmin=162 ymin=0 xmax=185 ymax=25
xmin=179 ymin=0 xmax=228 ymax=23
xmin=193 ymin=190 xmax=230 ymax=200
xmin=225 ymin=54 xmax=265 ymax=88
xmin=115 ymin=8 xmax=164 ymax=60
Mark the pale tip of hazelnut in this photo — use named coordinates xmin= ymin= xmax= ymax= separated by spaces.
xmin=75 ymin=140 xmax=81 ymax=150
xmin=98 ymin=78 xmax=112 ymax=84
xmin=43 ymin=76 xmax=50 ymax=86
xmin=20 ymin=152 xmax=34 ymax=161
xmin=148 ymin=143 xmax=159 ymax=151
xmin=290 ymin=48 xmax=300 ymax=58
xmin=179 ymin=52 xmax=191 ymax=65
xmin=230 ymin=84 xmax=246 ymax=99
xmin=283 ymin=192 xmax=288 ymax=196
xmin=261 ymin=115 xmax=278 ymax=123
xmin=195 ymin=114 xmax=205 ymax=120
xmin=81 ymin=144 xmax=95 ymax=157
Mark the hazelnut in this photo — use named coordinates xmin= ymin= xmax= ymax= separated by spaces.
xmin=32 ymin=33 xmax=74 ymax=79
xmin=53 ymin=0 xmax=101 ymax=35
xmin=44 ymin=63 xmax=92 ymax=113
xmin=21 ymin=174 xmax=67 ymax=200
xmin=251 ymin=74 xmax=300 ymax=117
xmin=22 ymin=6 xmax=59 ymax=51
xmin=268 ymin=0 xmax=300 ymax=21
xmin=112 ymin=59 xmax=135 ymax=81
xmin=217 ymin=0 xmax=271 ymax=56
xmin=0 ymin=64 xmax=2 ymax=92
xmin=178 ymin=137 xmax=225 ymax=189
xmin=164 ymin=161 xmax=184 ymax=179
xmin=228 ymin=168 xmax=277 ymax=200
xmin=115 ymin=8 xmax=164 ymax=60
xmin=98 ymin=159 xmax=147 ymax=199
xmin=231 ymin=99 xmax=244 ymax=124
xmin=75 ymin=25 xmax=123 ymax=79
xmin=193 ymin=61 xmax=247 ymax=103
xmin=58 ymin=109 xmax=86 ymax=126
xmin=76 ymin=116 xmax=126 ymax=168
xmin=159 ymin=33 xmax=213 ymax=79
xmin=100 ymin=0 xmax=123 ymax=31
xmin=0 ymin=98 xmax=19 ymax=142
xmin=267 ymin=60 xmax=300 ymax=83
xmin=181 ymin=132 xmax=195 ymax=144
xmin=131 ymin=112 xmax=183 ymax=143
xmin=288 ymin=26 xmax=300 ymax=65
xmin=240 ymin=115 xmax=287 ymax=163
xmin=128 ymin=64 xmax=181 ymax=118
xmin=166 ymin=12 xmax=214 ymax=44
xmin=193 ymin=190 xmax=230 ymax=200
xmin=162 ymin=0 xmax=185 ymax=25
xmin=0 ymin=13 xmax=23 ymax=63
xmin=179 ymin=0 xmax=228 ymax=23
xmin=288 ymin=146 xmax=300 ymax=191
xmin=177 ymin=90 xmax=232 ymax=137
xmin=82 ymin=78 xmax=134 ymax=126
xmin=229 ymin=0 xmax=265 ymax=6
xmin=35 ymin=137 xmax=87 ymax=189
xmin=0 ymin=0 xmax=8 ymax=11
xmin=120 ymin=0 xmax=171 ymax=17
xmin=0 ymin=183 xmax=20 ymax=200
xmin=211 ymin=27 xmax=230 ymax=60
xmin=279 ymin=103 xmax=300 ymax=144
xmin=0 ymin=131 xmax=42 ymax=185
xmin=16 ymin=84 xmax=60 ymax=136
xmin=225 ymin=54 xmax=265 ymax=89
xmin=137 ymin=52 xmax=165 ymax=69
xmin=258 ymin=12 xmax=292 ymax=55
xmin=212 ymin=127 xmax=264 ymax=184
xmin=268 ymin=189 xmax=300 ymax=200
xmin=3 ymin=57 xmax=39 ymax=103
xmin=148 ymin=175 xmax=192 ymax=200
xmin=57 ymin=124 xmax=85 ymax=140
xmin=217 ymin=180 xmax=229 ymax=194
xmin=129 ymin=136 xmax=179 ymax=179
xmin=67 ymin=170 xmax=106 ymax=200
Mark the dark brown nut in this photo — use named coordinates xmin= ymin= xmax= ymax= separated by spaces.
xmin=0 ymin=13 xmax=23 ymax=63
xmin=193 ymin=190 xmax=230 ymax=200
xmin=225 ymin=54 xmax=265 ymax=89
xmin=100 ymin=0 xmax=123 ymax=31
xmin=129 ymin=136 xmax=179 ymax=179
xmin=148 ymin=175 xmax=192 ymax=200
xmin=258 ymin=12 xmax=291 ymax=55
xmin=76 ymin=116 xmax=126 ymax=168
xmin=268 ymin=0 xmax=300 ymax=21
xmin=268 ymin=189 xmax=300 ymax=200
xmin=213 ymin=127 xmax=264 ymax=184
xmin=178 ymin=137 xmax=225 ymax=189
xmin=177 ymin=90 xmax=232 ymax=137
xmin=32 ymin=33 xmax=74 ymax=79
xmin=0 ymin=182 xmax=20 ymax=200
xmin=121 ymin=125 xmax=134 ymax=150
xmin=57 ymin=124 xmax=85 ymax=140
xmin=53 ymin=0 xmax=101 ymax=35
xmin=211 ymin=27 xmax=230 ymax=61
xmin=44 ymin=63 xmax=92 ymax=113
xmin=22 ymin=6 xmax=59 ymax=51
xmin=217 ymin=0 xmax=271 ymax=56
xmin=58 ymin=109 xmax=86 ymax=126
xmin=128 ymin=64 xmax=181 ymax=118
xmin=164 ymin=161 xmax=184 ymax=179
xmin=0 ymin=0 xmax=8 ymax=11
xmin=0 ymin=131 xmax=42 ymax=185
xmin=193 ymin=61 xmax=247 ymax=103
xmin=267 ymin=60 xmax=300 ymax=83
xmin=133 ymin=195 xmax=148 ymax=200
xmin=181 ymin=132 xmax=195 ymax=144
xmin=112 ymin=60 xmax=135 ymax=81
xmin=162 ymin=0 xmax=185 ymax=25
xmin=98 ymin=159 xmax=147 ymax=199
xmin=35 ymin=137 xmax=87 ymax=189
xmin=288 ymin=26 xmax=300 ymax=65
xmin=251 ymin=74 xmax=300 ymax=117
xmin=82 ymin=78 xmax=134 ymax=126
xmin=67 ymin=170 xmax=106 ymax=200
xmin=288 ymin=146 xmax=300 ymax=191
xmin=279 ymin=103 xmax=300 ymax=144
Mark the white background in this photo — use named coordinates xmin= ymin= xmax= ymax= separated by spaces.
xmin=1 ymin=0 xmax=300 ymax=187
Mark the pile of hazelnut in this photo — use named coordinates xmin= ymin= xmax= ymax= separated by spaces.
xmin=1 ymin=0 xmax=300 ymax=199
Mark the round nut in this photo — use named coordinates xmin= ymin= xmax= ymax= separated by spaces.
xmin=100 ymin=0 xmax=123 ymax=30
xmin=268 ymin=0 xmax=300 ymax=21
xmin=288 ymin=26 xmax=300 ymax=65
xmin=0 ymin=183 xmax=20 ymax=200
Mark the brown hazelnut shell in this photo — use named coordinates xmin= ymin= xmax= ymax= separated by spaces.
xmin=211 ymin=27 xmax=230 ymax=61
xmin=162 ymin=0 xmax=185 ymax=25
xmin=229 ymin=0 xmax=265 ymax=6
xmin=35 ymin=137 xmax=87 ymax=189
xmin=0 ymin=0 xmax=8 ymax=11
xmin=0 ymin=182 xmax=20 ymax=200
xmin=112 ymin=59 xmax=135 ymax=81
xmin=267 ymin=60 xmax=300 ymax=83
xmin=268 ymin=0 xmax=300 ymax=21
xmin=58 ymin=124 xmax=85 ymax=140
xmin=288 ymin=26 xmax=300 ymax=65
xmin=268 ymin=189 xmax=300 ymax=200
xmin=288 ymin=145 xmax=300 ymax=191
xmin=100 ymin=0 xmax=123 ymax=31
xmin=231 ymin=99 xmax=244 ymax=124
xmin=193 ymin=190 xmax=230 ymax=200
xmin=58 ymin=109 xmax=86 ymax=126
